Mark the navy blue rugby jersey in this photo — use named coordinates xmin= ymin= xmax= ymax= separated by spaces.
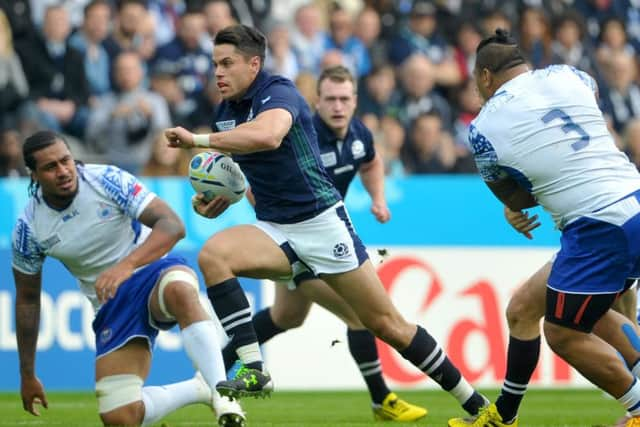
xmin=213 ymin=70 xmax=341 ymax=223
xmin=313 ymin=114 xmax=376 ymax=197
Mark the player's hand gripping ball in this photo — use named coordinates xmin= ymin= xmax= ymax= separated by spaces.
xmin=189 ymin=151 xmax=246 ymax=203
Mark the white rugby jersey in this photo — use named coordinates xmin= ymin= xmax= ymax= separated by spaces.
xmin=470 ymin=64 xmax=640 ymax=229
xmin=12 ymin=164 xmax=155 ymax=310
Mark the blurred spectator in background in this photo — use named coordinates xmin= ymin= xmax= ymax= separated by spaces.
xmin=87 ymin=52 xmax=171 ymax=173
xmin=31 ymin=0 xmax=91 ymax=30
xmin=104 ymin=0 xmax=149 ymax=61
xmin=142 ymin=132 xmax=193 ymax=176
xmin=393 ymin=54 xmax=451 ymax=129
xmin=402 ymin=111 xmax=457 ymax=174
xmin=452 ymin=21 xmax=481 ymax=81
xmin=595 ymin=17 xmax=636 ymax=67
xmin=324 ymin=4 xmax=371 ymax=78
xmin=600 ymin=50 xmax=640 ymax=134
xmin=18 ymin=5 xmax=89 ymax=139
xmin=152 ymin=7 xmax=210 ymax=124
xmin=519 ymin=7 xmax=553 ymax=68
xmin=0 ymin=129 xmax=27 ymax=177
xmin=295 ymin=72 xmax=318 ymax=110
xmin=291 ymin=3 xmax=326 ymax=75
xmin=551 ymin=11 xmax=600 ymax=78
xmin=320 ymin=49 xmax=349 ymax=71
xmin=452 ymin=78 xmax=480 ymax=158
xmin=624 ymin=118 xmax=640 ymax=170
xmin=201 ymin=0 xmax=236 ymax=53
xmin=184 ymin=77 xmax=222 ymax=129
xmin=69 ymin=0 xmax=112 ymax=98
xmin=0 ymin=0 xmax=34 ymax=43
xmin=480 ymin=9 xmax=512 ymax=35
xmin=376 ymin=115 xmax=405 ymax=177
xmin=264 ymin=19 xmax=300 ymax=81
xmin=354 ymin=7 xmax=387 ymax=69
xmin=357 ymin=64 xmax=399 ymax=124
xmin=0 ymin=9 xmax=29 ymax=131
xmin=138 ymin=12 xmax=159 ymax=64
xmin=148 ymin=0 xmax=184 ymax=46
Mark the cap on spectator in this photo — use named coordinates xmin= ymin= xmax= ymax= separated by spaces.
xmin=410 ymin=1 xmax=436 ymax=17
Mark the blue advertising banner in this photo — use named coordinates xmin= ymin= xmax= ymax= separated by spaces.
xmin=0 ymin=176 xmax=561 ymax=391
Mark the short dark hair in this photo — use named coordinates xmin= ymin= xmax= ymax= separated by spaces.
xmin=317 ymin=65 xmax=356 ymax=94
xmin=23 ymin=131 xmax=71 ymax=196
xmin=475 ymin=28 xmax=526 ymax=74
xmin=214 ymin=24 xmax=266 ymax=66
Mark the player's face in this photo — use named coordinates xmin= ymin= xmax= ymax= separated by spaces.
xmin=32 ymin=140 xmax=78 ymax=206
xmin=315 ymin=79 xmax=357 ymax=136
xmin=213 ymin=44 xmax=260 ymax=101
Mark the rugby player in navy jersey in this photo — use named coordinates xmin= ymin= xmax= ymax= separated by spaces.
xmin=165 ymin=25 xmax=487 ymax=418
xmin=220 ymin=65 xmax=426 ymax=421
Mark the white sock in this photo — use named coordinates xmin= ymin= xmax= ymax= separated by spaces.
xmin=141 ymin=378 xmax=208 ymax=426
xmin=619 ymin=378 xmax=640 ymax=416
xmin=182 ymin=320 xmax=227 ymax=388
xmin=236 ymin=342 xmax=263 ymax=367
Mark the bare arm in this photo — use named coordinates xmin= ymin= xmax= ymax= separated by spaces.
xmin=94 ymin=197 xmax=186 ymax=302
xmin=14 ymin=268 xmax=48 ymax=416
xmin=487 ymin=177 xmax=538 ymax=211
xmin=165 ymin=108 xmax=293 ymax=154
xmin=359 ymin=153 xmax=390 ymax=223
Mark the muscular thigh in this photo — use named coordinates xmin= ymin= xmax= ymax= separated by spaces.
xmin=96 ymin=338 xmax=151 ymax=381
xmin=203 ymin=225 xmax=292 ymax=279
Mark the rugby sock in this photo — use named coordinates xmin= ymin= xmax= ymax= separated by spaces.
xmin=141 ymin=377 xmax=209 ymax=426
xmin=347 ymin=328 xmax=390 ymax=405
xmin=619 ymin=378 xmax=640 ymax=416
xmin=254 ymin=308 xmax=286 ymax=343
xmin=495 ymin=335 xmax=541 ymax=423
xmin=207 ymin=278 xmax=263 ymax=371
xmin=182 ymin=320 xmax=226 ymax=388
xmin=399 ymin=325 xmax=485 ymax=415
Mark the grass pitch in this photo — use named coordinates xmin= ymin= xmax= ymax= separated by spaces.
xmin=0 ymin=389 xmax=624 ymax=426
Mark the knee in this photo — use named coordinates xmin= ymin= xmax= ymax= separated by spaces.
xmin=197 ymin=238 xmax=229 ymax=278
xmin=361 ymin=313 xmax=405 ymax=344
xmin=506 ymin=292 xmax=542 ymax=330
xmin=542 ymin=321 xmax=570 ymax=355
xmin=100 ymin=403 xmax=144 ymax=426
xmin=96 ymin=375 xmax=144 ymax=426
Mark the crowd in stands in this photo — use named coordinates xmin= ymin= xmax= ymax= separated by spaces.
xmin=2 ymin=0 xmax=640 ymax=179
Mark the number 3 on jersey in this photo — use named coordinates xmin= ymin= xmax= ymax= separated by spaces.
xmin=541 ymin=108 xmax=590 ymax=151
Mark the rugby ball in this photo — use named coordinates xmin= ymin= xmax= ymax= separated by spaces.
xmin=189 ymin=151 xmax=246 ymax=204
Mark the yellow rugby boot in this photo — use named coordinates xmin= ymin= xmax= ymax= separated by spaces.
xmin=372 ymin=392 xmax=428 ymax=422
xmin=448 ymin=403 xmax=517 ymax=427
xmin=626 ymin=416 xmax=640 ymax=427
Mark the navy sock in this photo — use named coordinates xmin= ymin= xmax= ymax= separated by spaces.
xmin=207 ymin=278 xmax=262 ymax=371
xmin=348 ymin=328 xmax=390 ymax=405
xmin=254 ymin=308 xmax=286 ymax=344
xmin=495 ymin=336 xmax=541 ymax=422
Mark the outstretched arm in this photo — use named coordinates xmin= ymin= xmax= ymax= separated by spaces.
xmin=165 ymin=108 xmax=293 ymax=154
xmin=486 ymin=177 xmax=538 ymax=211
xmin=359 ymin=153 xmax=390 ymax=223
xmin=14 ymin=268 xmax=48 ymax=416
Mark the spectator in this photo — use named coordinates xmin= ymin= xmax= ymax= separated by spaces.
xmin=376 ymin=115 xmax=406 ymax=178
xmin=600 ymin=51 xmax=640 ymax=134
xmin=291 ymin=3 xmax=326 ymax=75
xmin=519 ymin=7 xmax=553 ymax=68
xmin=142 ymin=132 xmax=193 ymax=176
xmin=354 ymin=7 xmax=387 ymax=69
xmin=389 ymin=0 xmax=461 ymax=86
xmin=87 ymin=52 xmax=171 ymax=173
xmin=152 ymin=8 xmax=211 ymax=122
xmin=402 ymin=112 xmax=457 ymax=174
xmin=17 ymin=5 xmax=89 ymax=139
xmin=138 ymin=11 xmax=159 ymax=64
xmin=0 ymin=0 xmax=33 ymax=43
xmin=452 ymin=21 xmax=482 ymax=81
xmin=31 ymin=0 xmax=91 ymax=30
xmin=595 ymin=17 xmax=636 ymax=67
xmin=69 ymin=0 xmax=112 ymax=98
xmin=357 ymin=64 xmax=400 ymax=122
xmin=550 ymin=11 xmax=600 ymax=78
xmin=103 ymin=0 xmax=149 ymax=61
xmin=393 ymin=54 xmax=452 ymax=129
xmin=0 ymin=129 xmax=27 ymax=177
xmin=201 ymin=0 xmax=236 ymax=53
xmin=295 ymin=72 xmax=318 ymax=110
xmin=624 ymin=117 xmax=640 ymax=170
xmin=184 ymin=78 xmax=222 ymax=129
xmin=324 ymin=4 xmax=371 ymax=78
xmin=320 ymin=49 xmax=350 ymax=72
xmin=451 ymin=78 xmax=480 ymax=167
xmin=480 ymin=9 xmax=512 ymax=36
xmin=148 ymin=0 xmax=184 ymax=46
xmin=264 ymin=19 xmax=300 ymax=81
xmin=0 ymin=9 xmax=29 ymax=130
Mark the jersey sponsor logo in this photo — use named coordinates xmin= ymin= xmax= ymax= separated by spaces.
xmin=320 ymin=152 xmax=337 ymax=167
xmin=351 ymin=140 xmax=366 ymax=159
xmin=333 ymin=242 xmax=350 ymax=258
xmin=40 ymin=233 xmax=61 ymax=251
xmin=61 ymin=209 xmax=80 ymax=222
xmin=216 ymin=120 xmax=236 ymax=131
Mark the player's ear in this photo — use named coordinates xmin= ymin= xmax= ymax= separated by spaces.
xmin=250 ymin=56 xmax=261 ymax=73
